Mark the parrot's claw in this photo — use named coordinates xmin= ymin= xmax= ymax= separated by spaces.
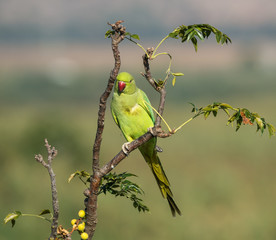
xmin=122 ymin=142 xmax=131 ymax=155
xmin=156 ymin=145 xmax=163 ymax=153
xmin=148 ymin=126 xmax=163 ymax=136
xmin=148 ymin=127 xmax=155 ymax=136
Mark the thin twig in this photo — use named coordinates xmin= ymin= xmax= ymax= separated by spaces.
xmin=142 ymin=48 xmax=158 ymax=90
xmin=35 ymin=139 xmax=59 ymax=240
xmin=142 ymin=48 xmax=167 ymax=127
xmin=144 ymin=101 xmax=171 ymax=132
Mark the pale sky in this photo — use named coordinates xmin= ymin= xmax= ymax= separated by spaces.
xmin=0 ymin=0 xmax=275 ymax=30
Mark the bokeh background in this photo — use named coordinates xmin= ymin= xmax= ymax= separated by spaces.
xmin=1 ymin=0 xmax=276 ymax=239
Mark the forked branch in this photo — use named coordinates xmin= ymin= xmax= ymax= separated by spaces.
xmin=35 ymin=139 xmax=59 ymax=240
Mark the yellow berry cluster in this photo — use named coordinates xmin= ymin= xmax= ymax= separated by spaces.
xmin=71 ymin=210 xmax=88 ymax=239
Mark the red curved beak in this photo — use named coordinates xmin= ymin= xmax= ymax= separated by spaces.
xmin=118 ymin=81 xmax=126 ymax=93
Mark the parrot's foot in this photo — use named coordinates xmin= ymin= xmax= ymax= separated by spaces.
xmin=148 ymin=127 xmax=155 ymax=136
xmin=148 ymin=126 xmax=163 ymax=136
xmin=156 ymin=145 xmax=163 ymax=153
xmin=122 ymin=142 xmax=131 ymax=155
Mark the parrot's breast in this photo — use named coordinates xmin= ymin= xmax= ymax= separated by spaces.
xmin=129 ymin=103 xmax=139 ymax=114
xmin=111 ymin=90 xmax=154 ymax=142
xmin=125 ymin=103 xmax=141 ymax=115
xmin=118 ymin=103 xmax=152 ymax=139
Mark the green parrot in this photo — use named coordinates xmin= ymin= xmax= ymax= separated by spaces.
xmin=111 ymin=72 xmax=181 ymax=216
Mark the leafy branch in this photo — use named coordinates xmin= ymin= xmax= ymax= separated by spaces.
xmin=4 ymin=209 xmax=52 ymax=227
xmin=68 ymin=171 xmax=149 ymax=213
xmin=169 ymin=24 xmax=231 ymax=52
xmin=148 ymin=101 xmax=275 ymax=137
xmin=105 ymin=23 xmax=231 ymax=87
xmin=194 ymin=102 xmax=275 ymax=136
xmin=99 ymin=172 xmax=149 ymax=212
xmin=68 ymin=170 xmax=91 ymax=186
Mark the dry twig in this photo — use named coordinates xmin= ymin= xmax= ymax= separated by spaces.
xmin=35 ymin=139 xmax=59 ymax=240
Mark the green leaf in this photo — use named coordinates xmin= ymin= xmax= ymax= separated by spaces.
xmin=99 ymin=172 xmax=149 ymax=213
xmin=105 ymin=30 xmax=114 ymax=38
xmin=172 ymin=72 xmax=184 ymax=76
xmin=68 ymin=170 xmax=90 ymax=183
xmin=68 ymin=171 xmax=79 ymax=183
xmin=202 ymin=106 xmax=213 ymax=111
xmin=216 ymin=32 xmax=222 ymax=43
xmin=4 ymin=211 xmax=22 ymax=227
xmin=172 ymin=76 xmax=176 ymax=86
xmin=189 ymin=102 xmax=199 ymax=113
xmin=204 ymin=29 xmax=212 ymax=38
xmin=168 ymin=32 xmax=179 ymax=39
xmin=267 ymin=123 xmax=276 ymax=137
xmin=255 ymin=117 xmax=264 ymax=131
xmin=195 ymin=28 xmax=204 ymax=40
xmin=187 ymin=31 xmax=196 ymax=42
xmin=11 ymin=219 xmax=15 ymax=227
xmin=130 ymin=34 xmax=140 ymax=40
xmin=184 ymin=27 xmax=194 ymax=36
xmin=121 ymin=172 xmax=137 ymax=178
xmin=191 ymin=37 xmax=198 ymax=52
xmin=212 ymin=107 xmax=219 ymax=117
xmin=235 ymin=119 xmax=242 ymax=128
xmin=39 ymin=209 xmax=51 ymax=216
xmin=220 ymin=103 xmax=234 ymax=109
xmin=221 ymin=34 xmax=226 ymax=44
xmin=222 ymin=108 xmax=230 ymax=116
xmin=225 ymin=36 xmax=232 ymax=44
xmin=204 ymin=111 xmax=211 ymax=119
xmin=227 ymin=112 xmax=239 ymax=125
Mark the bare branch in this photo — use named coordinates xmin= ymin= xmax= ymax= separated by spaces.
xmin=92 ymin=20 xmax=125 ymax=173
xmin=35 ymin=139 xmax=59 ymax=240
xmin=156 ymin=88 xmax=167 ymax=127
xmin=142 ymin=47 xmax=158 ymax=89
xmin=86 ymin=21 xmax=125 ymax=239
xmin=142 ymin=48 xmax=167 ymax=127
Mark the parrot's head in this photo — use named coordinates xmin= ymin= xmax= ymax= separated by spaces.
xmin=115 ymin=72 xmax=136 ymax=95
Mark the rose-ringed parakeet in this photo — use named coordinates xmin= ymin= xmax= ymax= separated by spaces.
xmin=111 ymin=72 xmax=181 ymax=216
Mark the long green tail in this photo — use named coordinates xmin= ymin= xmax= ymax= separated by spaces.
xmin=150 ymin=155 xmax=182 ymax=217
xmin=139 ymin=141 xmax=181 ymax=216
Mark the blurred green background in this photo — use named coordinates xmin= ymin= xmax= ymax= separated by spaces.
xmin=1 ymin=0 xmax=276 ymax=239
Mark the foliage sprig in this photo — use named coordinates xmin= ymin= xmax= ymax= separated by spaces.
xmin=99 ymin=172 xmax=149 ymax=213
xmin=191 ymin=102 xmax=275 ymax=136
xmin=4 ymin=209 xmax=52 ymax=227
xmin=169 ymin=24 xmax=231 ymax=51
xmin=68 ymin=171 xmax=149 ymax=213
xmin=105 ymin=23 xmax=231 ymax=86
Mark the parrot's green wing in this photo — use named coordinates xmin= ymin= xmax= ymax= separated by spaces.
xmin=111 ymin=107 xmax=119 ymax=126
xmin=137 ymin=89 xmax=155 ymax=124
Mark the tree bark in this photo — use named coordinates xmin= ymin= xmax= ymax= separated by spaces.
xmin=86 ymin=21 xmax=125 ymax=239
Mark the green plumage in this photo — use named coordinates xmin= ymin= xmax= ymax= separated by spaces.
xmin=111 ymin=72 xmax=181 ymax=216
